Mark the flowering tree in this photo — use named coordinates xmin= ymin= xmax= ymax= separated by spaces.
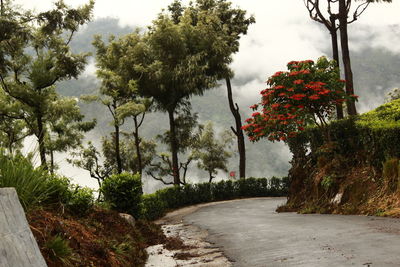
xmin=242 ymin=57 xmax=357 ymax=142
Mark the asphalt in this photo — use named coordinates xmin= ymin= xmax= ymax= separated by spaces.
xmin=183 ymin=198 xmax=400 ymax=267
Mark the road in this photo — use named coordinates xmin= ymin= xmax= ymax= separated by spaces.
xmin=183 ymin=198 xmax=400 ymax=267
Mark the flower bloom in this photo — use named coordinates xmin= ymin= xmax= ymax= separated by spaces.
xmin=250 ymin=104 xmax=258 ymax=110
xmin=284 ymin=104 xmax=292 ymax=109
xmin=309 ymin=95 xmax=320 ymax=100
xmin=291 ymin=94 xmax=306 ymax=100
xmin=252 ymin=112 xmax=260 ymax=117
xmin=271 ymin=103 xmax=280 ymax=109
xmin=293 ymin=79 xmax=304 ymax=85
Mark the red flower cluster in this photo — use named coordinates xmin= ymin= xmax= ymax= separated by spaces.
xmin=242 ymin=57 xmax=355 ymax=143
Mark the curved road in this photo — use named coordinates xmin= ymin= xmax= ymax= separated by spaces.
xmin=183 ymin=198 xmax=400 ymax=267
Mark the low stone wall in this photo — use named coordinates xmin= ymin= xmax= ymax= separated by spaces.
xmin=0 ymin=188 xmax=47 ymax=267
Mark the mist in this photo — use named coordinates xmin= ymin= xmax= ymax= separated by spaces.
xmin=12 ymin=1 xmax=400 ymax=193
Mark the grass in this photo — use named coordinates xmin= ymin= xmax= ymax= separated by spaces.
xmin=45 ymin=235 xmax=74 ymax=266
xmin=0 ymin=151 xmax=58 ymax=210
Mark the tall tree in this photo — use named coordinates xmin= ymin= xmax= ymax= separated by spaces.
xmin=128 ymin=11 xmax=221 ymax=185
xmin=304 ymin=0 xmax=391 ymax=116
xmin=304 ymin=0 xmax=344 ymax=119
xmin=183 ymin=0 xmax=254 ymax=178
xmin=93 ymin=34 xmax=152 ymax=175
xmin=0 ymin=0 xmax=95 ymax=168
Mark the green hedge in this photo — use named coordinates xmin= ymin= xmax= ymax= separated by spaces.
xmin=288 ymin=100 xmax=400 ymax=169
xmin=100 ymin=173 xmax=143 ymax=217
xmin=139 ymin=177 xmax=289 ymax=220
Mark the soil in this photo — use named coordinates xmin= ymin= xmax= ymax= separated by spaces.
xmin=27 ymin=207 xmax=164 ymax=267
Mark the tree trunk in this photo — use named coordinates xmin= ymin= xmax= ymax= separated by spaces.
xmin=330 ymin=16 xmax=344 ymax=119
xmin=133 ymin=116 xmax=143 ymax=176
xmin=113 ymin=101 xmax=122 ymax=174
xmin=168 ymin=109 xmax=180 ymax=185
xmin=36 ymin=115 xmax=47 ymax=169
xmin=50 ymin=149 xmax=55 ymax=175
xmin=226 ymin=77 xmax=246 ymax=178
xmin=209 ymin=171 xmax=213 ymax=183
xmin=339 ymin=0 xmax=357 ymax=116
xmin=114 ymin=124 xmax=122 ymax=174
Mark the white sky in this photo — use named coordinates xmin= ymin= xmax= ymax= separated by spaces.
xmin=15 ymin=0 xmax=399 ymax=99
xmin=14 ymin=0 xmax=400 ymax=189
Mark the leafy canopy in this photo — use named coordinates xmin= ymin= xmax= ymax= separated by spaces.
xmin=243 ymin=57 xmax=356 ymax=142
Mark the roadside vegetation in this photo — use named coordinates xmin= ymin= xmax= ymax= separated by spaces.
xmin=0 ymin=0 xmax=399 ymax=266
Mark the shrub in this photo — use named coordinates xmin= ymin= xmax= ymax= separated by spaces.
xmin=0 ymin=152 xmax=58 ymax=210
xmin=139 ymin=193 xmax=167 ymax=221
xmin=45 ymin=176 xmax=71 ymax=204
xmin=66 ymin=186 xmax=94 ymax=216
xmin=100 ymin=172 xmax=143 ymax=217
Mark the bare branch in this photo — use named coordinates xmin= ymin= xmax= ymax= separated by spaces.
xmin=147 ymin=171 xmax=174 ymax=185
xmin=137 ymin=112 xmax=146 ymax=128
xmin=348 ymin=1 xmax=370 ymax=24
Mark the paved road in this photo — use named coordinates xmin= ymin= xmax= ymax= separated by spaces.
xmin=183 ymin=198 xmax=400 ymax=267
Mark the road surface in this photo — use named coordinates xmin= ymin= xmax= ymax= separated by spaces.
xmin=183 ymin=198 xmax=400 ymax=267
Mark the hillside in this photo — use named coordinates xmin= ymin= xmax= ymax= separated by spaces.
xmin=279 ymin=99 xmax=400 ymax=217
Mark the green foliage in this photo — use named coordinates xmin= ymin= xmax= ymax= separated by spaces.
xmin=68 ymin=141 xmax=111 ymax=186
xmin=139 ymin=177 xmax=288 ymax=221
xmin=192 ymin=122 xmax=234 ymax=182
xmin=66 ymin=186 xmax=94 ymax=216
xmin=100 ymin=173 xmax=143 ymax=217
xmin=0 ymin=0 xmax=96 ymax=169
xmin=358 ymin=99 xmax=400 ymax=128
xmin=288 ymin=99 xmax=400 ymax=170
xmin=102 ymin=135 xmax=157 ymax=175
xmin=45 ymin=235 xmax=73 ymax=265
xmin=321 ymin=175 xmax=335 ymax=191
xmin=139 ymin=193 xmax=167 ymax=221
xmin=0 ymin=151 xmax=58 ymax=210
xmin=243 ymin=57 xmax=352 ymax=142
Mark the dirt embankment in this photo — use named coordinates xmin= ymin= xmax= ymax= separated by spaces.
xmin=279 ymin=150 xmax=400 ymax=218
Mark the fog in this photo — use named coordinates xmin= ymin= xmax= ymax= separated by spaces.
xmin=12 ymin=0 xmax=400 ymax=193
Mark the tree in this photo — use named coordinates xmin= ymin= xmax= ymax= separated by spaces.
xmin=147 ymin=106 xmax=202 ymax=185
xmin=242 ymin=57 xmax=355 ymax=142
xmin=116 ymin=97 xmax=152 ymax=176
xmin=102 ymin=135 xmax=156 ymax=175
xmin=0 ymin=91 xmax=30 ymax=153
xmin=192 ymin=122 xmax=234 ymax=183
xmin=129 ymin=10 xmax=221 ymax=185
xmin=304 ymin=0 xmax=391 ymax=116
xmin=304 ymin=0 xmax=343 ymax=119
xmin=93 ymin=34 xmax=152 ymax=176
xmin=0 ymin=0 xmax=95 ymax=168
xmin=68 ymin=141 xmax=112 ymax=187
xmin=184 ymin=0 xmax=255 ymax=179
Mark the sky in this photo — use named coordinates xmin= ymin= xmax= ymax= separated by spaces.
xmin=14 ymin=0 xmax=400 ymax=190
xmin=16 ymin=0 xmax=400 ymax=107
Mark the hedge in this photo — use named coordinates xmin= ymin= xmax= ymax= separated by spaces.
xmin=139 ymin=177 xmax=289 ymax=220
xmin=287 ymin=99 xmax=400 ymax=169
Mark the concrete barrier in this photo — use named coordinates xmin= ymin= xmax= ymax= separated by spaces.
xmin=0 ymin=188 xmax=47 ymax=267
